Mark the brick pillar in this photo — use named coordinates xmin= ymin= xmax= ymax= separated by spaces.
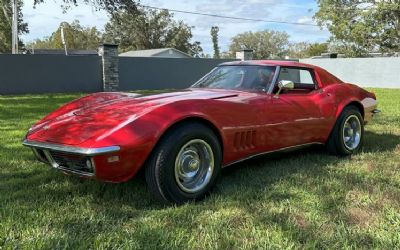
xmin=236 ymin=49 xmax=254 ymax=61
xmin=98 ymin=44 xmax=119 ymax=92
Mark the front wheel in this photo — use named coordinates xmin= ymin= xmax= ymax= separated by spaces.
xmin=327 ymin=106 xmax=364 ymax=156
xmin=145 ymin=122 xmax=222 ymax=204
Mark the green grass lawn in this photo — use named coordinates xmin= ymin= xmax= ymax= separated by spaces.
xmin=0 ymin=89 xmax=399 ymax=249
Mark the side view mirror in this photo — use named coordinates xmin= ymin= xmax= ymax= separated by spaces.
xmin=275 ymin=80 xmax=294 ymax=97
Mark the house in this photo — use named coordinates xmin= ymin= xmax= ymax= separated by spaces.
xmin=24 ymin=49 xmax=98 ymax=55
xmin=119 ymin=48 xmax=192 ymax=58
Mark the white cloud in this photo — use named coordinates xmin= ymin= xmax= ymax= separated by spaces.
xmin=297 ymin=16 xmax=313 ymax=24
xmin=21 ymin=0 xmax=330 ymax=54
xmin=21 ymin=1 xmax=108 ymax=41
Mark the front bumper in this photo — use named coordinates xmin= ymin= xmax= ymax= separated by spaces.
xmin=22 ymin=140 xmax=120 ymax=177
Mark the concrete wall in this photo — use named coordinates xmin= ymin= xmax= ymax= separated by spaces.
xmin=300 ymin=57 xmax=400 ymax=88
xmin=0 ymin=54 xmax=102 ymax=94
xmin=119 ymin=57 xmax=233 ymax=90
xmin=0 ymin=55 xmax=233 ymax=94
xmin=5 ymin=55 xmax=397 ymax=95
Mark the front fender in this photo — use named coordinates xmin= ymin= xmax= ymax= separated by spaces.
xmin=139 ymin=100 xmax=226 ymax=154
xmin=91 ymin=100 xmax=225 ymax=182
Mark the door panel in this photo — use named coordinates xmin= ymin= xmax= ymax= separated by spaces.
xmin=219 ymin=89 xmax=334 ymax=165
xmin=264 ymin=89 xmax=333 ymax=148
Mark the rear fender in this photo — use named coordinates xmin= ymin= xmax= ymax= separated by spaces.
xmin=335 ymin=99 xmax=364 ymax=119
xmin=324 ymin=98 xmax=364 ymax=143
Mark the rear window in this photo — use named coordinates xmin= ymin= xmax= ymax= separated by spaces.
xmin=318 ymin=69 xmax=343 ymax=85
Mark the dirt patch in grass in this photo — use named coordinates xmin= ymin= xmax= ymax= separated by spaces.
xmin=347 ymin=207 xmax=377 ymax=228
xmin=294 ymin=213 xmax=310 ymax=230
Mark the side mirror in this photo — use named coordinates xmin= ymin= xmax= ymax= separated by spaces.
xmin=275 ymin=80 xmax=294 ymax=97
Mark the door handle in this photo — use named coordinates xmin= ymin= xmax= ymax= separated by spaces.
xmin=315 ymin=89 xmax=331 ymax=97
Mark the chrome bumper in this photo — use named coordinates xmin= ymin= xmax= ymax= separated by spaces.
xmin=372 ymin=109 xmax=381 ymax=114
xmin=23 ymin=140 xmax=120 ymax=177
xmin=22 ymin=140 xmax=120 ymax=156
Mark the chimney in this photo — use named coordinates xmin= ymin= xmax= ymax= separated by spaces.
xmin=236 ymin=49 xmax=254 ymax=61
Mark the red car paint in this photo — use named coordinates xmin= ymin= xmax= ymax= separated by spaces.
xmin=24 ymin=60 xmax=378 ymax=182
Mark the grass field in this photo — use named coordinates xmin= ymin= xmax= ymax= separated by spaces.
xmin=0 ymin=89 xmax=399 ymax=249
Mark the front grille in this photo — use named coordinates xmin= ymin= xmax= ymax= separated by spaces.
xmin=49 ymin=151 xmax=94 ymax=174
xmin=32 ymin=148 xmax=49 ymax=163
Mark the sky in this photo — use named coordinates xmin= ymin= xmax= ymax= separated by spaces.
xmin=21 ymin=0 xmax=331 ymax=55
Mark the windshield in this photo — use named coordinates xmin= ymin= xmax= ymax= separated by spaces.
xmin=192 ymin=65 xmax=276 ymax=91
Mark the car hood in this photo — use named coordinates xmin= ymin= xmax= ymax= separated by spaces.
xmin=73 ymin=89 xmax=238 ymax=116
xmin=27 ymin=89 xmax=239 ymax=145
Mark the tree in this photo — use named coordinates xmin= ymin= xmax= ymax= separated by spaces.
xmin=190 ymin=41 xmax=204 ymax=58
xmin=229 ymin=30 xmax=290 ymax=59
xmin=103 ymin=8 xmax=203 ymax=56
xmin=314 ymin=0 xmax=400 ymax=57
xmin=306 ymin=42 xmax=329 ymax=57
xmin=27 ymin=20 xmax=102 ymax=50
xmin=219 ymin=51 xmax=234 ymax=59
xmin=288 ymin=42 xmax=328 ymax=58
xmin=288 ymin=42 xmax=310 ymax=59
xmin=0 ymin=0 xmax=28 ymax=53
xmin=210 ymin=26 xmax=220 ymax=59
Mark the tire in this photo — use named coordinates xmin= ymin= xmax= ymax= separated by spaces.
xmin=144 ymin=122 xmax=222 ymax=204
xmin=327 ymin=105 xmax=364 ymax=156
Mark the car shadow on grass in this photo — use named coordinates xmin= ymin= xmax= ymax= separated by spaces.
xmin=3 ymin=131 xmax=399 ymax=210
xmin=2 ymin=131 xmax=399 ymax=248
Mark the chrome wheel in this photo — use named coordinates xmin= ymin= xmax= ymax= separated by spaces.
xmin=342 ymin=115 xmax=362 ymax=150
xmin=174 ymin=139 xmax=214 ymax=193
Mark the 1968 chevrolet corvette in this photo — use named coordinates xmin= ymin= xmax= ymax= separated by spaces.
xmin=23 ymin=60 xmax=379 ymax=204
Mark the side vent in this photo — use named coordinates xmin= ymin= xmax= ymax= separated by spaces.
xmin=234 ymin=130 xmax=256 ymax=151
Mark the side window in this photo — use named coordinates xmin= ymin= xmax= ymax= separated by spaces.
xmin=299 ymin=70 xmax=314 ymax=85
xmin=277 ymin=68 xmax=316 ymax=85
xmin=276 ymin=67 xmax=316 ymax=92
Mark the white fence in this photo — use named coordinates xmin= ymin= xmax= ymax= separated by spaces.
xmin=300 ymin=57 xmax=400 ymax=89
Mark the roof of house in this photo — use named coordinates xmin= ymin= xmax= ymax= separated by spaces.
xmin=26 ymin=49 xmax=98 ymax=55
xmin=119 ymin=48 xmax=192 ymax=58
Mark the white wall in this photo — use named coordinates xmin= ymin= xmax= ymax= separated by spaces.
xmin=300 ymin=57 xmax=400 ymax=89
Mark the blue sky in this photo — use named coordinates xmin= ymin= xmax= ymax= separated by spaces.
xmin=21 ymin=0 xmax=330 ymax=54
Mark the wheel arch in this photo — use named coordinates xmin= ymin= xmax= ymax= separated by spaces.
xmin=326 ymin=100 xmax=365 ymax=144
xmin=336 ymin=100 xmax=365 ymax=119
xmin=161 ymin=116 xmax=224 ymax=153
xmin=327 ymin=99 xmax=365 ymax=156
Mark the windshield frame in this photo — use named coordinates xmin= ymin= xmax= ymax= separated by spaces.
xmin=191 ymin=65 xmax=280 ymax=93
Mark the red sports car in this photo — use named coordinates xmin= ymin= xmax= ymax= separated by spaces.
xmin=23 ymin=60 xmax=379 ymax=204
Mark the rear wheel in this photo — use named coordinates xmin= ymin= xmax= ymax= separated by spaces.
xmin=327 ymin=106 xmax=364 ymax=156
xmin=145 ymin=122 xmax=222 ymax=204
